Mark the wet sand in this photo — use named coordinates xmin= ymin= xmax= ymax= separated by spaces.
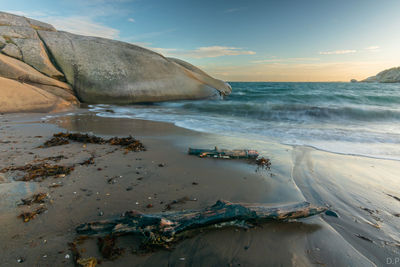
xmin=0 ymin=111 xmax=399 ymax=266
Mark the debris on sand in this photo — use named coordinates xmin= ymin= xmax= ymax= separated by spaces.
xmin=0 ymin=163 xmax=74 ymax=181
xmin=108 ymin=136 xmax=146 ymax=153
xmin=40 ymin=132 xmax=146 ymax=153
xmin=77 ymin=257 xmax=97 ymax=267
xmin=98 ymin=236 xmax=124 ymax=260
xmin=79 ymin=156 xmax=95 ymax=166
xmin=76 ymin=201 xmax=326 ymax=250
xmin=387 ymin=193 xmax=400 ymax=202
xmin=19 ymin=193 xmax=48 ymax=206
xmin=49 ymin=182 xmax=63 ymax=188
xmin=355 ymin=234 xmax=374 ymax=243
xmin=188 ymin=147 xmax=271 ymax=171
xmin=189 ymin=147 xmax=259 ymax=159
xmin=37 ymin=155 xmax=66 ymax=163
xmin=164 ymin=196 xmax=192 ymax=210
xmin=18 ymin=206 xmax=47 ymax=222
xmin=255 ymin=157 xmax=271 ymax=171
xmin=42 ymin=133 xmax=106 ymax=148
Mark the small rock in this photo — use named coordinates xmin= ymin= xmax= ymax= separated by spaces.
xmin=325 ymin=210 xmax=339 ymax=218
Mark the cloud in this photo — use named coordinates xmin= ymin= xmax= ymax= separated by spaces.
xmin=128 ymin=18 xmax=135 ymax=23
xmin=5 ymin=10 xmax=120 ymax=39
xmin=41 ymin=16 xmax=120 ymax=39
xmin=319 ymin=50 xmax=357 ymax=55
xmin=150 ymin=46 xmax=256 ymax=59
xmin=365 ymin=46 xmax=380 ymax=51
xmin=252 ymin=58 xmax=320 ymax=64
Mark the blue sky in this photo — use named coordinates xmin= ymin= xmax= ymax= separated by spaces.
xmin=3 ymin=0 xmax=400 ymax=81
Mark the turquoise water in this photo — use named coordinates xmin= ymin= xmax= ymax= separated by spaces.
xmin=90 ymin=82 xmax=400 ymax=160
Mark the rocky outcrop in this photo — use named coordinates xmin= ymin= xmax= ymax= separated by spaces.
xmin=38 ymin=31 xmax=231 ymax=103
xmin=0 ymin=54 xmax=78 ymax=103
xmin=362 ymin=67 xmax=400 ymax=83
xmin=2 ymin=43 xmax=22 ymax=60
xmin=0 ymin=11 xmax=231 ymax=113
xmin=0 ymin=77 xmax=73 ymax=113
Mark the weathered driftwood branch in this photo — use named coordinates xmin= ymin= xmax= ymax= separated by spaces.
xmin=76 ymin=200 xmax=326 ymax=247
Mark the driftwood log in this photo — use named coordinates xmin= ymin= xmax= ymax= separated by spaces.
xmin=76 ymin=200 xmax=326 ymax=247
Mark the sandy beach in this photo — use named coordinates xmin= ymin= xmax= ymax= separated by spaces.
xmin=1 ymin=110 xmax=400 ymax=266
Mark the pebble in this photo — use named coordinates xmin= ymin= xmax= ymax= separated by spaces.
xmin=325 ymin=210 xmax=339 ymax=218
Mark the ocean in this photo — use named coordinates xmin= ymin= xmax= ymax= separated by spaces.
xmin=89 ymin=82 xmax=400 ymax=161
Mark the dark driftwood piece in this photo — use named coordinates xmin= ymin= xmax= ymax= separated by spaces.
xmin=188 ymin=147 xmax=259 ymax=159
xmin=76 ymin=200 xmax=326 ymax=247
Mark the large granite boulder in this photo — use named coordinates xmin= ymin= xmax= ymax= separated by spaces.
xmin=38 ymin=31 xmax=231 ymax=103
xmin=0 ymin=11 xmax=231 ymax=113
xmin=362 ymin=67 xmax=400 ymax=83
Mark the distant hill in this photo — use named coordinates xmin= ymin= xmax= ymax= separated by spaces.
xmin=362 ymin=67 xmax=400 ymax=83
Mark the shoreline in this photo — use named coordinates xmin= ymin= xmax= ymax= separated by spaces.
xmin=1 ymin=110 xmax=400 ymax=266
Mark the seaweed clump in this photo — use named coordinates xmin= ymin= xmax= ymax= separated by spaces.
xmin=98 ymin=235 xmax=124 ymax=260
xmin=255 ymin=157 xmax=271 ymax=171
xmin=19 ymin=193 xmax=48 ymax=206
xmin=0 ymin=163 xmax=74 ymax=181
xmin=108 ymin=136 xmax=146 ymax=153
xmin=69 ymin=239 xmax=98 ymax=267
xmin=18 ymin=206 xmax=47 ymax=222
xmin=41 ymin=133 xmax=106 ymax=148
xmin=41 ymin=132 xmax=145 ymax=153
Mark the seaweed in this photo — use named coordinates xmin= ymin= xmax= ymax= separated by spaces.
xmin=19 ymin=193 xmax=48 ymax=206
xmin=97 ymin=235 xmax=124 ymax=260
xmin=108 ymin=136 xmax=146 ymax=153
xmin=255 ymin=157 xmax=271 ymax=170
xmin=76 ymin=257 xmax=97 ymax=267
xmin=18 ymin=206 xmax=47 ymax=222
xmin=79 ymin=156 xmax=95 ymax=166
xmin=0 ymin=163 xmax=74 ymax=181
xmin=40 ymin=132 xmax=145 ymax=153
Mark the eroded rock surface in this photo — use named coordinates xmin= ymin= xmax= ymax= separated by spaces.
xmin=0 ymin=11 xmax=231 ymax=113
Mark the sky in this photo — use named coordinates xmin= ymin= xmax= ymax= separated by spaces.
xmin=3 ymin=0 xmax=400 ymax=82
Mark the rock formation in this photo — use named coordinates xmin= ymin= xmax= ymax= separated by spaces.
xmin=0 ymin=11 xmax=231 ymax=113
xmin=362 ymin=67 xmax=400 ymax=83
